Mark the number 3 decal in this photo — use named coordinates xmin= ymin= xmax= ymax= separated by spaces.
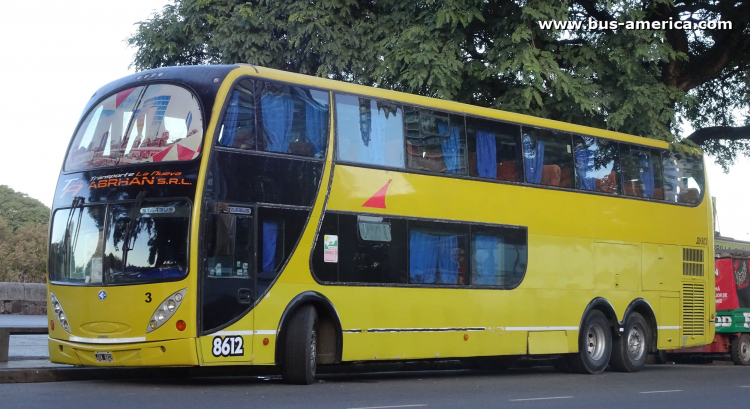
xmin=212 ymin=336 xmax=244 ymax=357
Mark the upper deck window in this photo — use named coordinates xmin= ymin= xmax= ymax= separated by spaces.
xmin=523 ymin=128 xmax=575 ymax=188
xmin=573 ymin=136 xmax=621 ymax=194
xmin=65 ymin=84 xmax=204 ymax=171
xmin=620 ymin=145 xmax=665 ymax=200
xmin=662 ymin=150 xmax=705 ymax=204
xmin=336 ymin=94 xmax=405 ymax=168
xmin=217 ymin=79 xmax=330 ymax=158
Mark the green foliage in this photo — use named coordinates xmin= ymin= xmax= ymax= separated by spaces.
xmin=0 ymin=186 xmax=50 ymax=283
xmin=128 ymin=0 xmax=750 ymax=168
xmin=0 ymin=185 xmax=49 ymax=231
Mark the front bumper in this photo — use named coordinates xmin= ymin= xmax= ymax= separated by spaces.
xmin=49 ymin=337 xmax=199 ymax=367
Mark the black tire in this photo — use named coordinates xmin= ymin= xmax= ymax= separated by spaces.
xmin=566 ymin=310 xmax=612 ymax=374
xmin=731 ymin=334 xmax=750 ymax=366
xmin=610 ymin=312 xmax=649 ymax=372
xmin=281 ymin=305 xmax=318 ymax=384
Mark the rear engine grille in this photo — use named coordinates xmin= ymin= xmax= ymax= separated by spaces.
xmin=682 ymin=283 xmax=705 ymax=336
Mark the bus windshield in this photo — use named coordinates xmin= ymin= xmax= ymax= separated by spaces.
xmin=49 ymin=200 xmax=190 ymax=285
xmin=64 ymin=84 xmax=204 ymax=171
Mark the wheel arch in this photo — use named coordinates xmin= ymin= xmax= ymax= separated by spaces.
xmin=622 ymin=298 xmax=658 ymax=352
xmin=580 ymin=297 xmax=620 ymax=336
xmin=275 ymin=291 xmax=343 ymax=366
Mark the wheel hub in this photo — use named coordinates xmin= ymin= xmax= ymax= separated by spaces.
xmin=587 ymin=325 xmax=606 ymax=361
xmin=627 ymin=325 xmax=646 ymax=361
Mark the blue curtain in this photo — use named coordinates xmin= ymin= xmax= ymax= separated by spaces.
xmin=640 ymin=154 xmax=655 ymax=198
xmin=409 ymin=231 xmax=459 ymax=284
xmin=476 ymin=131 xmax=497 ymax=178
xmin=262 ymin=221 xmax=278 ymax=272
xmin=438 ymin=123 xmax=461 ymax=174
xmin=574 ymin=145 xmax=596 ymax=191
xmin=473 ymin=234 xmax=498 ymax=285
xmin=261 ymin=91 xmax=294 ymax=153
xmin=437 ymin=235 xmax=459 ymax=284
xmin=220 ymin=92 xmax=240 ymax=147
xmin=523 ymin=136 xmax=545 ymax=184
xmin=409 ymin=231 xmax=438 ymax=283
xmin=306 ymin=102 xmax=326 ymax=157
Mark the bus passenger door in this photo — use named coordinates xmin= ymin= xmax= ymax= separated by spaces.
xmin=199 ymin=204 xmax=255 ymax=364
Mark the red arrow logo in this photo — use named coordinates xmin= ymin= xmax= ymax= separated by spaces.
xmin=362 ymin=179 xmax=392 ymax=209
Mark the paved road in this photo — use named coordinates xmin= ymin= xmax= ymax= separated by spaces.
xmin=0 ymin=363 xmax=748 ymax=409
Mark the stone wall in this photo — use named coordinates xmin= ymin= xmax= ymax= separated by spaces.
xmin=0 ymin=283 xmax=47 ymax=315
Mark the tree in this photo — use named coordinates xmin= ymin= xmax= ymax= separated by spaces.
xmin=128 ymin=0 xmax=750 ymax=169
xmin=0 ymin=186 xmax=50 ymax=283
xmin=0 ymin=185 xmax=50 ymax=230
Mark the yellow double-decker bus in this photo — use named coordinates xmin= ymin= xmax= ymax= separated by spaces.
xmin=48 ymin=64 xmax=714 ymax=384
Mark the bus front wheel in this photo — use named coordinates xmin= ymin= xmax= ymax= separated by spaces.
xmin=281 ymin=304 xmax=319 ymax=384
xmin=567 ymin=310 xmax=612 ymax=374
xmin=610 ymin=312 xmax=649 ymax=372
xmin=731 ymin=334 xmax=750 ymax=366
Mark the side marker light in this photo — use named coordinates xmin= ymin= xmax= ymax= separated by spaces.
xmin=464 ymin=334 xmax=469 ymax=341
xmin=176 ymin=320 xmax=186 ymax=331
xmin=50 ymin=320 xmax=54 ymax=330
xmin=263 ymin=338 xmax=269 ymax=345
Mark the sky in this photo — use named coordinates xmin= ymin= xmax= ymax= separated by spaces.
xmin=0 ymin=0 xmax=748 ymax=240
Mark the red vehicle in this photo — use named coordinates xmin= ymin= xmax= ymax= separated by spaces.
xmin=667 ymin=241 xmax=750 ymax=365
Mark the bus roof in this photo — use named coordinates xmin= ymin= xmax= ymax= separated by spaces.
xmin=234 ymin=64 xmax=671 ymax=150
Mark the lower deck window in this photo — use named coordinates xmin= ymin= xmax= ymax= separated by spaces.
xmin=312 ymin=212 xmax=527 ymax=288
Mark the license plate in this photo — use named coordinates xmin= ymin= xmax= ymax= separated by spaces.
xmin=94 ymin=351 xmax=113 ymax=363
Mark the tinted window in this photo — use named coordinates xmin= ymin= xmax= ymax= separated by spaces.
xmin=218 ymin=80 xmax=330 ymax=158
xmin=523 ymin=128 xmax=575 ymax=188
xmin=312 ymin=213 xmax=529 ymax=288
xmin=662 ymin=150 xmax=705 ymax=204
xmin=471 ymin=226 xmax=527 ymax=287
xmin=408 ymin=221 xmax=469 ymax=285
xmin=65 ymin=84 xmax=205 ymax=171
xmin=336 ymin=94 xmax=404 ymax=167
xmin=217 ymin=80 xmax=255 ymax=149
xmin=467 ymin=117 xmax=522 ymax=182
xmin=405 ymin=108 xmax=466 ymax=174
xmin=573 ymin=136 xmax=620 ymax=194
xmin=312 ymin=213 xmax=408 ymax=284
xmin=106 ymin=201 xmax=190 ymax=284
xmin=620 ymin=145 xmax=665 ymax=200
xmin=257 ymin=207 xmax=309 ymax=295
xmin=49 ymin=206 xmax=107 ymax=284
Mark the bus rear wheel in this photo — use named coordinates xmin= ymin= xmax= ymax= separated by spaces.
xmin=281 ymin=304 xmax=319 ymax=384
xmin=610 ymin=312 xmax=649 ymax=372
xmin=567 ymin=310 xmax=612 ymax=374
xmin=731 ymin=334 xmax=750 ymax=366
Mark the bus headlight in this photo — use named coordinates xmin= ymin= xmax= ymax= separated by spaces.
xmin=49 ymin=293 xmax=71 ymax=334
xmin=146 ymin=288 xmax=187 ymax=333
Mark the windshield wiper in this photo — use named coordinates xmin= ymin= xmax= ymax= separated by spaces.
xmin=61 ymin=196 xmax=85 ymax=275
xmin=121 ymin=191 xmax=147 ymax=271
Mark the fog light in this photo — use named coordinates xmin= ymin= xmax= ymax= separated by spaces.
xmin=150 ymin=320 xmax=158 ymax=330
xmin=176 ymin=320 xmax=186 ymax=331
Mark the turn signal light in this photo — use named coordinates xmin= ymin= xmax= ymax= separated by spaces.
xmin=176 ymin=320 xmax=186 ymax=331
xmin=50 ymin=320 xmax=54 ymax=330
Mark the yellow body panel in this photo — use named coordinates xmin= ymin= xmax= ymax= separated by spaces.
xmin=49 ymin=64 xmax=715 ymax=368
